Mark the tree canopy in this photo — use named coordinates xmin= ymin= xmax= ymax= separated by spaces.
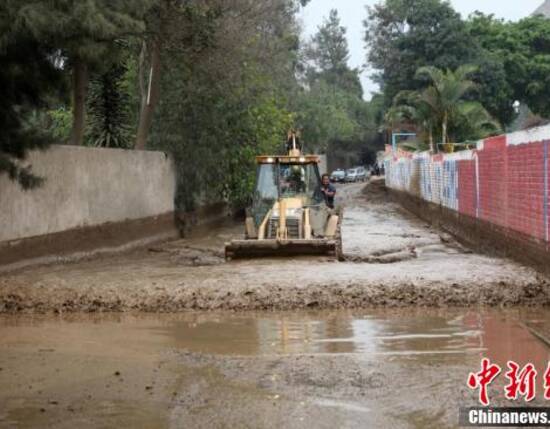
xmin=467 ymin=13 xmax=550 ymax=119
xmin=12 ymin=0 xmax=153 ymax=146
xmin=0 ymin=2 xmax=63 ymax=188
xmin=366 ymin=0 xmax=550 ymax=150
xmin=364 ymin=0 xmax=474 ymax=106
xmin=7 ymin=0 xmax=550 ymax=196
xmin=295 ymin=8 xmax=378 ymax=163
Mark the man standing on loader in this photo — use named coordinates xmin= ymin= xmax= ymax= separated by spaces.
xmin=320 ymin=174 xmax=336 ymax=209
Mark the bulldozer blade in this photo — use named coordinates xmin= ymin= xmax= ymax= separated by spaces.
xmin=225 ymin=239 xmax=338 ymax=260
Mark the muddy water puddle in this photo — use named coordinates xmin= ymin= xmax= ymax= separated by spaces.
xmin=153 ymin=309 xmax=549 ymax=360
xmin=158 ymin=311 xmax=483 ymax=358
xmin=1 ymin=309 xmax=549 ymax=428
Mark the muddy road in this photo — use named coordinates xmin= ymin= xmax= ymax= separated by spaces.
xmin=1 ymin=179 xmax=548 ymax=313
xmin=2 ymin=309 xmax=550 ymax=428
xmin=2 ymin=179 xmax=550 ymax=428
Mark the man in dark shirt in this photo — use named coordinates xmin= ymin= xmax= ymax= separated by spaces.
xmin=320 ymin=174 xmax=336 ymax=208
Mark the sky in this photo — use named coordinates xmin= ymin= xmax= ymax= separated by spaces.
xmin=301 ymin=0 xmax=545 ymax=99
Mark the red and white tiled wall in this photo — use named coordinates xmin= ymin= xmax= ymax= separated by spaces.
xmin=385 ymin=124 xmax=550 ymax=243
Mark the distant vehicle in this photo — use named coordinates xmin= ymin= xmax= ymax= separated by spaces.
xmin=355 ymin=166 xmax=369 ymax=182
xmin=345 ymin=167 xmax=370 ymax=183
xmin=345 ymin=168 xmax=358 ymax=182
xmin=330 ymin=169 xmax=346 ymax=183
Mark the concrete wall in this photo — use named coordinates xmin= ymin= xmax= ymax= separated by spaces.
xmin=384 ymin=125 xmax=550 ymax=271
xmin=1 ymin=145 xmax=176 ymax=243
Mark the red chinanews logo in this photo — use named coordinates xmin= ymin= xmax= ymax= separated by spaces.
xmin=468 ymin=358 xmax=550 ymax=405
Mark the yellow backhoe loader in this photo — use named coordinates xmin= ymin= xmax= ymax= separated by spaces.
xmin=225 ymin=133 xmax=343 ymax=260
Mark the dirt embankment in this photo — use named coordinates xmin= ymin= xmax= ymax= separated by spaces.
xmin=1 ymin=180 xmax=548 ymax=313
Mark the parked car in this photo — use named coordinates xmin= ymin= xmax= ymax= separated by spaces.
xmin=355 ymin=166 xmax=369 ymax=182
xmin=330 ymin=169 xmax=346 ymax=183
xmin=345 ymin=168 xmax=358 ymax=182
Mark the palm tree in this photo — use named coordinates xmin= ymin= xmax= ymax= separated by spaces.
xmin=389 ymin=65 xmax=500 ymax=153
xmin=454 ymin=102 xmax=501 ymax=141
xmin=388 ymin=90 xmax=437 ymax=152
xmin=417 ymin=65 xmax=474 ymax=147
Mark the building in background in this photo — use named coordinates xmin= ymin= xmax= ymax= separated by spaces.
xmin=508 ymin=0 xmax=550 ymax=131
xmin=533 ymin=0 xmax=550 ymax=16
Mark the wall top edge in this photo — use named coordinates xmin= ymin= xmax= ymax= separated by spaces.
xmin=47 ymin=144 xmax=171 ymax=157
xmin=506 ymin=123 xmax=550 ymax=146
xmin=386 ymin=123 xmax=550 ymax=161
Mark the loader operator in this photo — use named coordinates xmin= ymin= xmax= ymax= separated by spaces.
xmin=280 ymin=165 xmax=305 ymax=196
xmin=320 ymin=174 xmax=336 ymax=209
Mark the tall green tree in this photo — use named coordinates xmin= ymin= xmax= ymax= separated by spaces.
xmin=0 ymin=3 xmax=62 ymax=188
xmin=135 ymin=0 xmax=220 ymax=150
xmin=296 ymin=8 xmax=380 ymax=155
xmin=295 ymin=82 xmax=359 ymax=152
xmin=150 ymin=0 xmax=304 ymax=209
xmin=306 ymin=9 xmax=362 ymax=98
xmin=13 ymin=0 xmax=152 ymax=146
xmin=467 ymin=13 xmax=550 ymax=119
xmin=308 ymin=9 xmax=350 ymax=72
xmin=364 ymin=0 xmax=475 ymax=106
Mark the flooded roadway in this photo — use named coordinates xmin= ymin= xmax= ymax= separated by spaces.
xmin=1 ymin=309 xmax=550 ymax=428
xmin=1 ymin=179 xmax=550 ymax=427
xmin=0 ymin=179 xmax=546 ymax=312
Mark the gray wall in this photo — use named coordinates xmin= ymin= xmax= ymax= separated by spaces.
xmin=0 ymin=145 xmax=176 ymax=242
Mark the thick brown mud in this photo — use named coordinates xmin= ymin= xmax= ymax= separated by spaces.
xmin=0 ymin=179 xmax=548 ymax=313
xmin=1 ymin=309 xmax=550 ymax=428
xmin=2 ymin=180 xmax=549 ymax=428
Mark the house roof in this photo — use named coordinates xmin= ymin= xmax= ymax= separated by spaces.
xmin=533 ymin=0 xmax=550 ymax=17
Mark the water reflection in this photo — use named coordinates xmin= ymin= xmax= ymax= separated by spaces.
xmin=1 ymin=309 xmax=548 ymax=363
xmin=155 ymin=309 xmax=550 ymax=364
